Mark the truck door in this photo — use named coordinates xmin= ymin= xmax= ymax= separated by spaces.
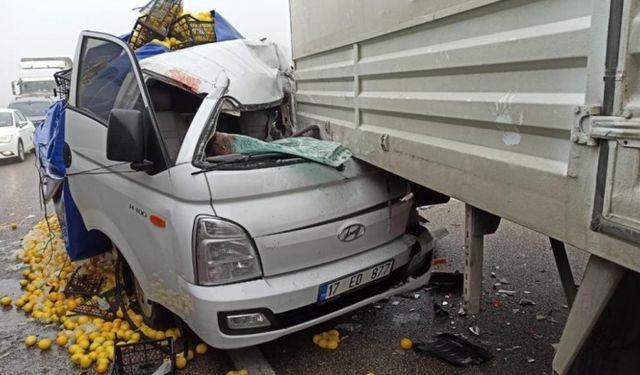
xmin=590 ymin=2 xmax=640 ymax=244
xmin=65 ymin=31 xmax=175 ymax=301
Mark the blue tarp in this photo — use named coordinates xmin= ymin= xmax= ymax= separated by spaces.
xmin=34 ymin=101 xmax=66 ymax=179
xmin=213 ymin=11 xmax=244 ymax=41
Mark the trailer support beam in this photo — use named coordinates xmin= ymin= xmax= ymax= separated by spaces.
xmin=463 ymin=205 xmax=500 ymax=314
xmin=552 ymin=256 xmax=624 ymax=374
xmin=549 ymin=238 xmax=578 ymax=307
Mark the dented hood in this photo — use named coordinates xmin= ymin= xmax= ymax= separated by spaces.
xmin=140 ymin=39 xmax=291 ymax=105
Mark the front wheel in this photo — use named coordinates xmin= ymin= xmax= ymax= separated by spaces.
xmin=120 ymin=257 xmax=174 ymax=330
xmin=16 ymin=140 xmax=25 ymax=162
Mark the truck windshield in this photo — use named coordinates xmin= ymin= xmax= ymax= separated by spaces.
xmin=0 ymin=113 xmax=13 ymax=127
xmin=8 ymin=101 xmax=50 ymax=117
xmin=20 ymin=80 xmax=56 ymax=96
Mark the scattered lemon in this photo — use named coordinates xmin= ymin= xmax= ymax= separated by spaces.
xmin=24 ymin=336 xmax=37 ymax=347
xmin=56 ymin=334 xmax=68 ymax=346
xmin=327 ymin=340 xmax=339 ymax=350
xmin=318 ymin=339 xmax=329 ymax=349
xmin=18 ymin=280 xmax=28 ymax=288
xmin=70 ymin=353 xmax=82 ymax=364
xmin=312 ymin=334 xmax=322 ymax=345
xmin=195 ymin=343 xmax=208 ymax=355
xmin=176 ymin=355 xmax=187 ymax=369
xmin=37 ymin=338 xmax=52 ymax=350
xmin=10 ymin=223 xmax=17 ymax=230
xmin=1 ymin=296 xmax=12 ymax=306
xmin=187 ymin=349 xmax=195 ymax=360
xmin=400 ymin=338 xmax=413 ymax=350
xmin=79 ymin=355 xmax=92 ymax=369
xmin=239 ymin=370 xmax=249 ymax=375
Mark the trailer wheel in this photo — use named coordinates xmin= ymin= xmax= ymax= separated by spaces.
xmin=120 ymin=258 xmax=174 ymax=331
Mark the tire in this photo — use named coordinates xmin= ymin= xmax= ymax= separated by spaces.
xmin=120 ymin=257 xmax=174 ymax=330
xmin=16 ymin=140 xmax=25 ymax=162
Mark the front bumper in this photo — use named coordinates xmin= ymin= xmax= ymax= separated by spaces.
xmin=0 ymin=141 xmax=17 ymax=158
xmin=177 ymin=232 xmax=433 ymax=349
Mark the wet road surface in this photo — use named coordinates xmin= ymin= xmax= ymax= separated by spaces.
xmin=0 ymin=155 xmax=588 ymax=374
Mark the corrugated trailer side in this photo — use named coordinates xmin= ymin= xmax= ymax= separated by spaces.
xmin=291 ymin=0 xmax=640 ymax=373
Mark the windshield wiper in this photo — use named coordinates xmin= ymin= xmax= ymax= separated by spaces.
xmin=192 ymin=152 xmax=295 ymax=175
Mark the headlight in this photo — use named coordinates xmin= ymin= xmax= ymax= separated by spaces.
xmin=193 ymin=216 xmax=262 ymax=285
xmin=0 ymin=135 xmax=12 ymax=143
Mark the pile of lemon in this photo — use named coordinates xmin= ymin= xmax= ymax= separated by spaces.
xmin=4 ymin=217 xmax=206 ymax=373
xmin=150 ymin=10 xmax=215 ymax=50
xmin=312 ymin=329 xmax=341 ymax=350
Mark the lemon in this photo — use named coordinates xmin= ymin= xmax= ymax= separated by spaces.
xmin=312 ymin=334 xmax=322 ymax=345
xmin=37 ymin=338 xmax=52 ymax=350
xmin=327 ymin=340 xmax=338 ymax=350
xmin=14 ymin=298 xmax=26 ymax=308
xmin=56 ymin=334 xmax=68 ymax=346
xmin=239 ymin=370 xmax=249 ymax=375
xmin=0 ymin=296 xmax=11 ymax=306
xmin=48 ymin=292 xmax=58 ymax=302
xmin=226 ymin=371 xmax=239 ymax=375
xmin=24 ymin=335 xmax=37 ymax=347
xmin=68 ymin=344 xmax=82 ymax=355
xmin=71 ymin=353 xmax=83 ymax=365
xmin=328 ymin=329 xmax=340 ymax=338
xmin=78 ymin=339 xmax=90 ymax=350
xmin=88 ymin=351 xmax=98 ymax=361
xmin=130 ymin=332 xmax=141 ymax=342
xmin=195 ymin=343 xmax=208 ymax=355
xmin=78 ymin=316 xmax=90 ymax=324
xmin=176 ymin=355 xmax=187 ymax=369
xmin=79 ymin=355 xmax=92 ymax=369
xmin=96 ymin=361 xmax=109 ymax=374
xmin=400 ymin=338 xmax=413 ymax=350
xmin=318 ymin=339 xmax=329 ymax=349
xmin=19 ymin=280 xmax=28 ymax=287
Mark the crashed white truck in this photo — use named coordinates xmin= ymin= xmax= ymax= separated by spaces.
xmin=58 ymin=31 xmax=443 ymax=349
xmin=290 ymin=0 xmax=640 ymax=373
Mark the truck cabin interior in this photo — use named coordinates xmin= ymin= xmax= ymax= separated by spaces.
xmin=145 ymin=77 xmax=296 ymax=164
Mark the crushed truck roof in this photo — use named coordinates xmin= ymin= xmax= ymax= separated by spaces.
xmin=140 ymin=39 xmax=292 ymax=106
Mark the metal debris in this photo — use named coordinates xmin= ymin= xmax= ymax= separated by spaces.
xmin=457 ymin=307 xmax=467 ymax=316
xmin=441 ymin=301 xmax=449 ymax=307
xmin=519 ymin=298 xmax=536 ymax=306
xmin=335 ymin=323 xmax=363 ymax=333
xmin=527 ymin=358 xmax=535 ymax=363
xmin=499 ymin=278 xmax=509 ymax=284
xmin=434 ymin=303 xmax=450 ymax=318
xmin=512 ymin=309 xmax=520 ymax=314
xmin=469 ymin=326 xmax=480 ymax=336
xmin=490 ymin=272 xmax=496 ymax=278
xmin=391 ymin=300 xmax=400 ymax=306
xmin=535 ymin=313 xmax=546 ymax=321
xmin=497 ymin=289 xmax=516 ymax=296
xmin=413 ymin=293 xmax=421 ymax=299
xmin=523 ymin=290 xmax=532 ymax=295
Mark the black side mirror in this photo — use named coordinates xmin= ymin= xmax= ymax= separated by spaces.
xmin=17 ymin=121 xmax=28 ymax=128
xmin=106 ymin=109 xmax=146 ymax=168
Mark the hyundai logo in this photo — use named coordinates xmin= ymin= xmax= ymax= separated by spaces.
xmin=337 ymin=224 xmax=366 ymax=242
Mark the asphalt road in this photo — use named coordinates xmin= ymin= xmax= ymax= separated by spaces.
xmin=0 ymin=155 xmax=588 ymax=374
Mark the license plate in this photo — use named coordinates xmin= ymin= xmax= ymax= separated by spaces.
xmin=318 ymin=260 xmax=394 ymax=302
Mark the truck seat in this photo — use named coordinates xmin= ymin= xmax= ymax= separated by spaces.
xmin=149 ymin=87 xmax=189 ymax=164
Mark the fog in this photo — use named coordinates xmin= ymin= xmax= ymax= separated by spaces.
xmin=0 ymin=0 xmax=291 ymax=106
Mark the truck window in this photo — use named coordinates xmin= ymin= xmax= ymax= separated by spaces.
xmin=76 ymin=37 xmax=144 ymax=124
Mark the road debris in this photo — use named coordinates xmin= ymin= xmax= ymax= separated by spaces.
xmin=497 ymin=289 xmax=516 ymax=296
xmin=426 ymin=272 xmax=463 ymax=292
xmin=415 ymin=333 xmax=493 ymax=367
xmin=10 ymin=217 xmax=211 ymax=373
xmin=400 ymin=338 xmax=413 ymax=350
xmin=527 ymin=358 xmax=535 ymax=363
xmin=499 ymin=278 xmax=509 ymax=284
xmin=10 ymin=223 xmax=17 ymax=230
xmin=335 ymin=322 xmax=363 ymax=334
xmin=391 ymin=300 xmax=400 ymax=306
xmin=313 ymin=330 xmax=340 ymax=350
xmin=433 ymin=303 xmax=450 ymax=318
xmin=457 ymin=306 xmax=466 ymax=316
xmin=535 ymin=313 xmax=546 ymax=321
xmin=519 ymin=298 xmax=536 ymax=306
xmin=432 ymin=257 xmax=447 ymax=266
xmin=469 ymin=326 xmax=480 ymax=336
xmin=493 ymin=299 xmax=503 ymax=309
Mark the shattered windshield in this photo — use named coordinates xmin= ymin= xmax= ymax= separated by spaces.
xmin=8 ymin=101 xmax=50 ymax=117
xmin=20 ymin=80 xmax=56 ymax=96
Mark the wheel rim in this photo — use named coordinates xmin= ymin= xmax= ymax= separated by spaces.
xmin=18 ymin=143 xmax=24 ymax=160
xmin=134 ymin=277 xmax=153 ymax=318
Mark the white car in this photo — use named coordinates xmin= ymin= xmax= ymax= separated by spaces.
xmin=0 ymin=108 xmax=35 ymax=162
xmin=63 ymin=31 xmax=444 ymax=348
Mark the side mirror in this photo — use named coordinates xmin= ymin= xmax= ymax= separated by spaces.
xmin=11 ymin=81 xmax=17 ymax=96
xmin=18 ymin=121 xmax=28 ymax=128
xmin=106 ymin=109 xmax=146 ymax=165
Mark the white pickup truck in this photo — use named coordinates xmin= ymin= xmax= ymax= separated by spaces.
xmin=63 ymin=31 xmax=440 ymax=348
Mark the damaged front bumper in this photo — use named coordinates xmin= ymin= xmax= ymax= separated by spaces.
xmin=177 ymin=228 xmax=439 ymax=349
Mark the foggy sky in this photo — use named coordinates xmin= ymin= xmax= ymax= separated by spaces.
xmin=0 ymin=0 xmax=291 ymax=106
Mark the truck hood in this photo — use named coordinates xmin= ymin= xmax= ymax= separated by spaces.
xmin=206 ymin=159 xmax=412 ymax=276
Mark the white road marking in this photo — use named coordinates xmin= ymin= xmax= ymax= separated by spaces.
xmin=228 ymin=346 xmax=276 ymax=375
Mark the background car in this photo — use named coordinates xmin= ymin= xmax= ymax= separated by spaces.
xmin=0 ymin=108 xmax=36 ymax=162
xmin=8 ymin=97 xmax=53 ymax=126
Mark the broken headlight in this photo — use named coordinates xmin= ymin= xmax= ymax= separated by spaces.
xmin=194 ymin=216 xmax=262 ymax=286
